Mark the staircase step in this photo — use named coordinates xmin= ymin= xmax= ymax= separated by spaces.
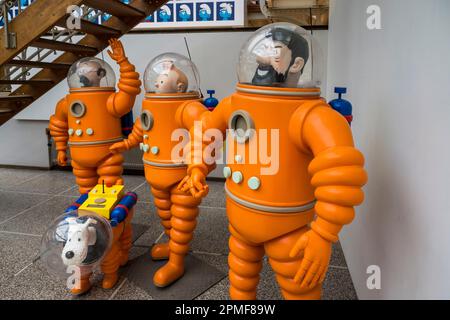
xmin=83 ymin=0 xmax=147 ymax=18
xmin=0 ymin=95 xmax=34 ymax=102
xmin=57 ymin=18 xmax=121 ymax=37
xmin=0 ymin=107 xmax=14 ymax=114
xmin=6 ymin=60 xmax=72 ymax=69
xmin=32 ymin=38 xmax=98 ymax=54
xmin=0 ymin=79 xmax=54 ymax=85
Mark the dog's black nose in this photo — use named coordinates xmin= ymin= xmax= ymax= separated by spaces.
xmin=65 ymin=251 xmax=74 ymax=259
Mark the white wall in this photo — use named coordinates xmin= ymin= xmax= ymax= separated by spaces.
xmin=0 ymin=30 xmax=328 ymax=168
xmin=328 ymin=0 xmax=450 ymax=299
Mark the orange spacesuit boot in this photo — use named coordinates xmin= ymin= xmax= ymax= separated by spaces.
xmin=178 ymin=23 xmax=367 ymax=300
xmin=49 ymin=39 xmax=141 ymax=194
xmin=110 ymin=53 xmax=210 ymax=287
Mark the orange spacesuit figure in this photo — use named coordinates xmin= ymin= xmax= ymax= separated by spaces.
xmin=110 ymin=53 xmax=209 ymax=287
xmin=178 ymin=23 xmax=367 ymax=300
xmin=49 ymin=39 xmax=141 ymax=194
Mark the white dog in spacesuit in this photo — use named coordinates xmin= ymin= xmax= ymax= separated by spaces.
xmin=61 ymin=217 xmax=97 ymax=266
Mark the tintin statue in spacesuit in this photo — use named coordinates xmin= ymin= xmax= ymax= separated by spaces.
xmin=49 ymin=39 xmax=141 ymax=194
xmin=110 ymin=53 xmax=210 ymax=287
xmin=177 ymin=23 xmax=367 ymax=300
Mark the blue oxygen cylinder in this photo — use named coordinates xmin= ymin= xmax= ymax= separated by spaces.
xmin=204 ymin=90 xmax=219 ymax=111
xmin=329 ymin=87 xmax=353 ymax=125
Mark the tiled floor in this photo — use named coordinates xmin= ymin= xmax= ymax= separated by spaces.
xmin=0 ymin=168 xmax=357 ymax=300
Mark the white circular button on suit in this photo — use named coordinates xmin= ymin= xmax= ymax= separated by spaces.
xmin=223 ymin=167 xmax=232 ymax=178
xmin=86 ymin=128 xmax=94 ymax=136
xmin=151 ymin=146 xmax=160 ymax=155
xmin=142 ymin=144 xmax=150 ymax=153
xmin=232 ymin=171 xmax=243 ymax=184
xmin=248 ymin=177 xmax=261 ymax=190
xmin=68 ymin=129 xmax=74 ymax=136
xmin=75 ymin=129 xmax=83 ymax=136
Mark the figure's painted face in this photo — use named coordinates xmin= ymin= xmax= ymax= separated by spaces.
xmin=154 ymin=67 xmax=188 ymax=94
xmin=155 ymin=73 xmax=172 ymax=93
xmin=76 ymin=61 xmax=105 ymax=87
xmin=269 ymin=41 xmax=293 ymax=75
xmin=61 ymin=218 xmax=97 ymax=266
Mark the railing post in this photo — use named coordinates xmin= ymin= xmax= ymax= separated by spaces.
xmin=1 ymin=0 xmax=17 ymax=49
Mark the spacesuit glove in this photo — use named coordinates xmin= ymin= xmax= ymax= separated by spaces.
xmin=107 ymin=38 xmax=127 ymax=63
xmin=289 ymin=229 xmax=332 ymax=289
xmin=57 ymin=150 xmax=68 ymax=167
xmin=110 ymin=141 xmax=129 ymax=154
xmin=177 ymin=167 xmax=209 ymax=199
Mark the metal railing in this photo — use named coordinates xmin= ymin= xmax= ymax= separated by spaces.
xmin=1 ymin=4 xmax=109 ymax=83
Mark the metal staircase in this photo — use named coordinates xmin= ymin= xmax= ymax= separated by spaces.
xmin=0 ymin=0 xmax=167 ymax=125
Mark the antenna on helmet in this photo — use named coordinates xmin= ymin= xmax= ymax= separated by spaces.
xmin=184 ymin=37 xmax=203 ymax=98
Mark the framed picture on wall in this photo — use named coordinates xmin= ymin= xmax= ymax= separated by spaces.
xmin=134 ymin=0 xmax=246 ymax=30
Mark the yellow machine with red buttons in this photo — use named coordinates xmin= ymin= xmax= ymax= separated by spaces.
xmin=177 ymin=23 xmax=368 ymax=300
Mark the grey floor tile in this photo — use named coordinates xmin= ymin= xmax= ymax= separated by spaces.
xmin=195 ymin=277 xmax=229 ymax=300
xmin=0 ymin=196 xmax=75 ymax=235
xmin=331 ymin=242 xmax=348 ymax=268
xmin=132 ymin=181 xmax=153 ymax=203
xmin=195 ymin=253 xmax=228 ymax=274
xmin=5 ymin=171 xmax=76 ymax=195
xmin=125 ymin=251 xmax=225 ymax=300
xmin=1 ymin=261 xmax=75 ymax=300
xmin=0 ymin=168 xmax=46 ymax=190
xmin=111 ymin=279 xmax=153 ymax=300
xmin=322 ymin=267 xmax=358 ymax=300
xmin=202 ymin=180 xmax=226 ymax=209
xmin=129 ymin=202 xmax=162 ymax=247
xmin=0 ymin=191 xmax=52 ymax=224
xmin=1 ymin=261 xmax=115 ymax=300
xmin=132 ymin=202 xmax=159 ymax=228
xmin=133 ymin=227 xmax=164 ymax=248
xmin=111 ymin=246 xmax=154 ymax=300
xmin=191 ymin=207 xmax=229 ymax=254
xmin=0 ymin=233 xmax=41 ymax=286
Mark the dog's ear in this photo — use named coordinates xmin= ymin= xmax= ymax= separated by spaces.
xmin=87 ymin=226 xmax=97 ymax=246
xmin=85 ymin=218 xmax=98 ymax=225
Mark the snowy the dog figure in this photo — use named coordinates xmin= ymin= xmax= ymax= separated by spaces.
xmin=62 ymin=217 xmax=98 ymax=267
xmin=41 ymin=185 xmax=137 ymax=296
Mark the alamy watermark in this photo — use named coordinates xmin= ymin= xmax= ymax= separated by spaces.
xmin=367 ymin=5 xmax=382 ymax=30
xmin=170 ymin=121 xmax=280 ymax=176
xmin=366 ymin=265 xmax=381 ymax=290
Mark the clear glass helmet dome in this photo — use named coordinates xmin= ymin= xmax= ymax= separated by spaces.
xmin=67 ymin=57 xmax=116 ymax=89
xmin=237 ymin=22 xmax=325 ymax=88
xmin=40 ymin=212 xmax=112 ymax=279
xmin=144 ymin=52 xmax=201 ymax=95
